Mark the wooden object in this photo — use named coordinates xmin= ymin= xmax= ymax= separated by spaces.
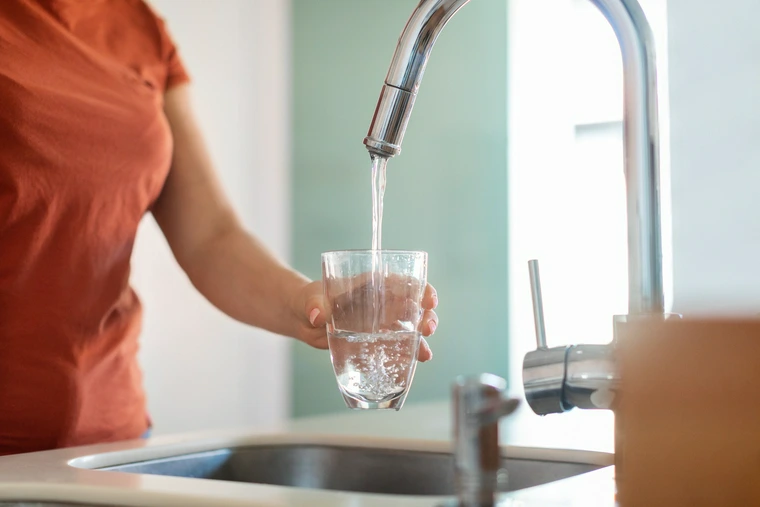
xmin=616 ymin=318 xmax=760 ymax=506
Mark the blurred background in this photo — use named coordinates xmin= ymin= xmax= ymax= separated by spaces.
xmin=133 ymin=0 xmax=760 ymax=434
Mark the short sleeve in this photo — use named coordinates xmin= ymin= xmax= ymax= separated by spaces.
xmin=155 ymin=16 xmax=191 ymax=91
xmin=141 ymin=1 xmax=191 ymax=92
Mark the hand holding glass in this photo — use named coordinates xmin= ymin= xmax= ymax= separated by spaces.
xmin=321 ymin=250 xmax=428 ymax=410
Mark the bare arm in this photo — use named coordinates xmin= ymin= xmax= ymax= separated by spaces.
xmin=152 ymin=84 xmax=437 ymax=358
xmin=152 ymin=85 xmax=318 ymax=342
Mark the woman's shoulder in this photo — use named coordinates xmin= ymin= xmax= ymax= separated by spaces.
xmin=103 ymin=0 xmax=191 ymax=91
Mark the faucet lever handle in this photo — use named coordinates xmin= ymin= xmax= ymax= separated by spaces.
xmin=473 ymin=397 xmax=520 ymax=427
xmin=528 ymin=259 xmax=548 ymax=349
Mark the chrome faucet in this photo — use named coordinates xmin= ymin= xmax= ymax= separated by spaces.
xmin=452 ymin=374 xmax=520 ymax=506
xmin=364 ymin=0 xmax=666 ymax=415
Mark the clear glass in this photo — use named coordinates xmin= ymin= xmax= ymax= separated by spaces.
xmin=321 ymin=250 xmax=428 ymax=410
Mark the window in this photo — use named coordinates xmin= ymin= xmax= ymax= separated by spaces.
xmin=507 ymin=0 xmax=671 ymax=390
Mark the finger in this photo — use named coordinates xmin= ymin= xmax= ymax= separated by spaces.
xmin=417 ymin=337 xmax=432 ymax=362
xmin=421 ymin=310 xmax=438 ymax=336
xmin=303 ymin=281 xmax=329 ymax=327
xmin=422 ymin=283 xmax=438 ymax=310
xmin=309 ymin=332 xmax=329 ymax=350
xmin=304 ymin=328 xmax=329 ymax=350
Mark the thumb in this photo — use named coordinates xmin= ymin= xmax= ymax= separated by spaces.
xmin=302 ymin=281 xmax=329 ymax=327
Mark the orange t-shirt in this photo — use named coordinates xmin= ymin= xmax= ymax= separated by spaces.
xmin=0 ymin=0 xmax=190 ymax=455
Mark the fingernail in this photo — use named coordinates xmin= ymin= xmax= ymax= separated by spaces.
xmin=432 ymin=293 xmax=438 ymax=307
xmin=429 ymin=320 xmax=437 ymax=334
xmin=309 ymin=308 xmax=320 ymax=326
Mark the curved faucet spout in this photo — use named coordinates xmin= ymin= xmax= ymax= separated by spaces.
xmin=364 ymin=0 xmax=470 ymax=158
xmin=364 ymin=0 xmax=667 ymax=414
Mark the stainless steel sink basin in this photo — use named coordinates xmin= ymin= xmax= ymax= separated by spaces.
xmin=100 ymin=444 xmax=605 ymax=496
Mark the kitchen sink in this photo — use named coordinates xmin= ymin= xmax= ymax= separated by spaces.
xmin=99 ymin=444 xmax=605 ymax=496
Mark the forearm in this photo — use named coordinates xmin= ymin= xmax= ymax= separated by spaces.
xmin=180 ymin=225 xmax=311 ymax=338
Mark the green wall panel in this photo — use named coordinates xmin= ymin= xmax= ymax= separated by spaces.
xmin=291 ymin=0 xmax=509 ymax=417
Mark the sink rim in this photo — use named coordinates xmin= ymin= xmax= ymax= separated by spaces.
xmin=94 ymin=442 xmax=610 ymax=498
xmin=69 ymin=433 xmax=614 ymax=471
xmin=0 ymin=434 xmax=615 ymax=507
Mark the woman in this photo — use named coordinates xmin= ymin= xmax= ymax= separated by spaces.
xmin=0 ymin=0 xmax=439 ymax=456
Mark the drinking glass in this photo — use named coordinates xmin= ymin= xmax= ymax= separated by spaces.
xmin=321 ymin=250 xmax=428 ymax=410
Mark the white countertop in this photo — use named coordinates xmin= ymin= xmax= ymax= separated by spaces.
xmin=0 ymin=401 xmax=617 ymax=506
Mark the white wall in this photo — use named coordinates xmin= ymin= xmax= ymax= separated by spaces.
xmin=507 ymin=0 xmax=760 ymax=393
xmin=131 ymin=0 xmax=292 ymax=435
xmin=506 ymin=0 xmax=670 ymax=389
xmin=667 ymin=0 xmax=760 ymax=315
